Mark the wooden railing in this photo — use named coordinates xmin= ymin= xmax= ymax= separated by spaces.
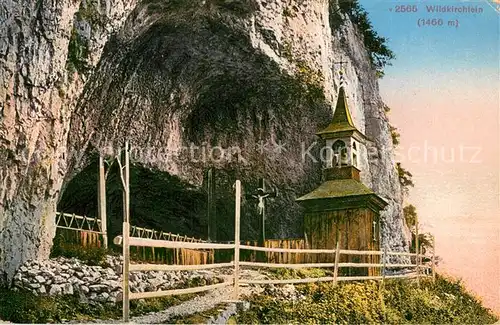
xmin=113 ymin=180 xmax=436 ymax=322
xmin=130 ymin=225 xmax=208 ymax=243
xmin=55 ymin=212 xmax=105 ymax=248
xmin=55 ymin=212 xmax=212 ymax=264
xmin=56 ymin=212 xmax=104 ymax=234
xmin=129 ymin=225 xmax=214 ymax=264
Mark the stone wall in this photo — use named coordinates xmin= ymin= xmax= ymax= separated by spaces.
xmin=12 ymin=255 xmax=224 ymax=303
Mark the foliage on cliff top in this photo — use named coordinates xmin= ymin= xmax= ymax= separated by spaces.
xmin=236 ymin=275 xmax=498 ymax=324
xmin=331 ymin=0 xmax=395 ymax=77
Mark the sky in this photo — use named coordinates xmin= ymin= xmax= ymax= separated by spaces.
xmin=358 ymin=0 xmax=500 ymax=312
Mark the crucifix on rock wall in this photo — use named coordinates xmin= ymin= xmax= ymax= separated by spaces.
xmin=333 ymin=59 xmax=349 ymax=73
xmin=246 ymin=178 xmax=277 ymax=261
xmin=333 ymin=59 xmax=349 ymax=88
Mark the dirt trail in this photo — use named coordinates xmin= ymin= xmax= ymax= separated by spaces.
xmin=130 ymin=270 xmax=266 ymax=324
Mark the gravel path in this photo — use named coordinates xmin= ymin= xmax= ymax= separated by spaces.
xmin=129 ymin=270 xmax=267 ymax=324
xmin=131 ymin=277 xmax=234 ymax=324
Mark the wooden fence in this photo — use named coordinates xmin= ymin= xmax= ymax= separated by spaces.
xmin=113 ymin=181 xmax=436 ymax=322
xmin=216 ymin=239 xmax=307 ymax=263
xmin=129 ymin=225 xmax=214 ymax=265
xmin=55 ymin=212 xmax=213 ymax=264
xmin=55 ymin=212 xmax=105 ymax=248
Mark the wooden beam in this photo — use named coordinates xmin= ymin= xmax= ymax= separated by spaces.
xmin=113 ymin=236 xmax=234 ymax=250
xmin=384 ymin=263 xmax=418 ymax=268
xmin=338 ymin=262 xmax=385 ymax=268
xmin=381 ymin=246 xmax=387 ymax=291
xmin=129 ymin=262 xmax=234 ymax=272
xmin=122 ymin=222 xmax=130 ymax=322
xmin=55 ymin=226 xmax=103 ymax=235
xmin=206 ymin=168 xmax=216 ymax=241
xmin=333 ymin=232 xmax=341 ymax=285
xmin=98 ymin=156 xmax=108 ymax=249
xmin=415 ymin=216 xmax=420 ymax=287
xmin=386 ymin=251 xmax=418 ymax=257
xmin=233 ymin=180 xmax=241 ymax=300
xmin=339 ymin=249 xmax=383 ymax=256
xmin=240 ymin=245 xmax=337 ymax=254
xmin=257 ymin=178 xmax=266 ymax=262
xmin=432 ymin=235 xmax=436 ymax=282
xmin=240 ymin=261 xmax=336 ymax=269
xmin=127 ymin=282 xmax=232 ymax=301
xmin=384 ymin=273 xmax=419 ymax=279
xmin=240 ymin=274 xmax=419 ymax=285
xmin=337 ymin=275 xmax=383 ymax=281
xmin=122 ymin=141 xmax=130 ymax=323
xmin=241 ymin=277 xmax=335 ymax=285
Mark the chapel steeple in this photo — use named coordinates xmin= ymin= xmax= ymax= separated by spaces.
xmin=315 ymin=82 xmax=366 ymax=173
xmin=295 ymin=77 xmax=388 ymax=277
xmin=316 ymin=86 xmax=356 ymax=135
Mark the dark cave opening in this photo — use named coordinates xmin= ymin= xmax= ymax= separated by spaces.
xmin=57 ymin=155 xmax=210 ymax=246
xmin=56 ymin=154 xmax=263 ymax=247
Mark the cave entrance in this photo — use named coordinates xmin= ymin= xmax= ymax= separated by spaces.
xmin=56 ymin=154 xmax=208 ymax=249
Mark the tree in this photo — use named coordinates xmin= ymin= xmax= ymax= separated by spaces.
xmin=397 ymin=162 xmax=414 ymax=196
xmin=403 ymin=204 xmax=417 ymax=230
xmin=404 ymin=204 xmax=435 ymax=256
xmin=390 ymin=125 xmax=400 ymax=146
xmin=337 ymin=0 xmax=395 ymax=76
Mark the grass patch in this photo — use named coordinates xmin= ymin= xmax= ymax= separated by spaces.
xmin=236 ymin=275 xmax=499 ymax=324
xmin=0 ymin=286 xmax=198 ymax=323
xmin=129 ymin=294 xmax=198 ymax=318
xmin=266 ymin=267 xmax=331 ymax=280
xmin=0 ymin=287 xmax=119 ymax=323
xmin=50 ymin=233 xmax=112 ymax=266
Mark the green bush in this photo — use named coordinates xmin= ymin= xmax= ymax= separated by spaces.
xmin=267 ymin=267 xmax=330 ymax=280
xmin=50 ymin=234 xmax=111 ymax=266
xmin=237 ymin=275 xmax=499 ymax=324
xmin=0 ymin=286 xmax=197 ymax=323
xmin=0 ymin=287 xmax=120 ymax=323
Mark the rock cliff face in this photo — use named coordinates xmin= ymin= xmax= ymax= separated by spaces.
xmin=0 ymin=0 xmax=409 ymax=281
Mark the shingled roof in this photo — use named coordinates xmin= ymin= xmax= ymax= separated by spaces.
xmin=316 ymin=86 xmax=359 ymax=137
xmin=295 ymin=179 xmax=388 ymax=212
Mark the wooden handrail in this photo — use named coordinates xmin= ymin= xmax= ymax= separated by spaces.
xmin=129 ymin=262 xmax=234 ymax=272
xmin=240 ymin=277 xmax=335 ymax=285
xmin=240 ymin=261 xmax=336 ymax=269
xmin=126 ymin=282 xmax=232 ymax=301
xmin=113 ymin=236 xmax=235 ymax=250
xmin=240 ymin=245 xmax=337 ymax=254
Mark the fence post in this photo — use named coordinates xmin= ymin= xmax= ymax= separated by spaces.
xmin=122 ymin=222 xmax=130 ymax=322
xmin=420 ymin=245 xmax=424 ymax=277
xmin=431 ymin=236 xmax=436 ymax=282
xmin=415 ymin=217 xmax=419 ymax=287
xmin=332 ymin=233 xmax=341 ymax=286
xmin=382 ymin=246 xmax=387 ymax=287
xmin=121 ymin=141 xmax=130 ymax=322
xmin=98 ymin=156 xmax=108 ymax=249
xmin=233 ymin=180 xmax=241 ymax=300
xmin=416 ymin=246 xmax=421 ymax=288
